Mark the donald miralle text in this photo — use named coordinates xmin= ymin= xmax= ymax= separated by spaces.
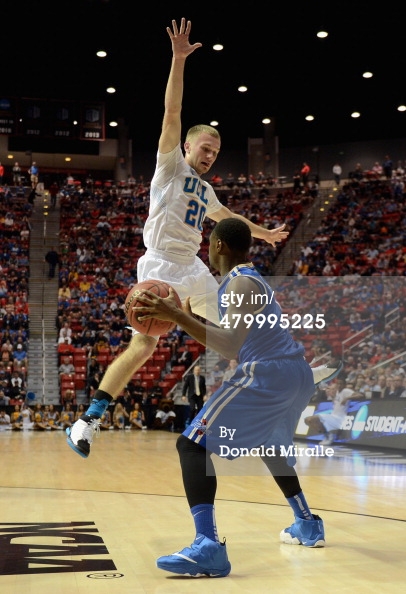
xmin=218 ymin=427 xmax=334 ymax=458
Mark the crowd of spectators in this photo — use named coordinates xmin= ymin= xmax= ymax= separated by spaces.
xmin=1 ymin=162 xmax=406 ymax=434
xmin=0 ymin=184 xmax=32 ymax=409
xmin=289 ymin=177 xmax=406 ymax=277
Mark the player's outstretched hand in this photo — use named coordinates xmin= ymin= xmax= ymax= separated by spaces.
xmin=264 ymin=223 xmax=289 ymax=247
xmin=167 ymin=17 xmax=202 ymax=59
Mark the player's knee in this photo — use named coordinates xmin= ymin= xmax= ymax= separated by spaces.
xmin=129 ymin=332 xmax=157 ymax=352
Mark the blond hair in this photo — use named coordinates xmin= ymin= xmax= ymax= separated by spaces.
xmin=186 ymin=124 xmax=221 ymax=143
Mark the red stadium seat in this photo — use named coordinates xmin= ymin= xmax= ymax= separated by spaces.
xmin=74 ymin=373 xmax=86 ymax=390
xmin=158 ymin=381 xmax=172 ymax=397
xmin=163 ymin=373 xmax=179 ymax=389
xmin=141 ymin=373 xmax=156 ymax=389
xmin=157 ymin=347 xmax=171 ymax=362
xmin=153 ymin=354 xmax=167 ymax=368
xmin=171 ymin=365 xmax=186 ymax=380
xmin=96 ymin=354 xmax=108 ymax=365
xmin=147 ymin=366 xmax=162 ymax=378
xmin=73 ymin=353 xmax=87 ymax=365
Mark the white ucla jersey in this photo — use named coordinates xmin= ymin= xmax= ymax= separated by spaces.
xmin=143 ymin=145 xmax=222 ymax=258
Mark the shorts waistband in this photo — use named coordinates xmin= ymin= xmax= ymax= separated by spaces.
xmin=145 ymin=248 xmax=196 ymax=265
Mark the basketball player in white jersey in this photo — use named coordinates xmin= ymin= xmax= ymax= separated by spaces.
xmin=66 ymin=18 xmax=339 ymax=458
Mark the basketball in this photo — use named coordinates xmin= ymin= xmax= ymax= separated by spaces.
xmin=124 ymin=279 xmax=182 ymax=336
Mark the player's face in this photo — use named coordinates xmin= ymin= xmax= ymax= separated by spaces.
xmin=186 ymin=133 xmax=220 ymax=175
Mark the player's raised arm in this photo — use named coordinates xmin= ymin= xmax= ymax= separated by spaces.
xmin=209 ymin=205 xmax=289 ymax=247
xmin=159 ymin=18 xmax=202 ymax=154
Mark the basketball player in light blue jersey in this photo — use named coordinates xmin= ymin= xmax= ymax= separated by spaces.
xmin=135 ymin=218 xmax=329 ymax=578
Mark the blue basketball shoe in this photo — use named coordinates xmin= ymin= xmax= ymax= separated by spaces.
xmin=156 ymin=533 xmax=231 ymax=577
xmin=280 ymin=514 xmax=325 ymax=547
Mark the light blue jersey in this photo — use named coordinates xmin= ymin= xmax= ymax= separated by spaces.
xmin=183 ymin=264 xmax=315 ymax=466
xmin=218 ymin=264 xmax=305 ymax=363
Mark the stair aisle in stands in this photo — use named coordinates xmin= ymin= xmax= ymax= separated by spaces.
xmin=27 ymin=188 xmax=61 ymax=404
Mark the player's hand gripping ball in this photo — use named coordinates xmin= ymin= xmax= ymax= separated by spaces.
xmin=124 ymin=280 xmax=182 ymax=336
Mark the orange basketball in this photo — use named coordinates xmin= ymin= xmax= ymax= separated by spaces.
xmin=124 ymin=280 xmax=182 ymax=336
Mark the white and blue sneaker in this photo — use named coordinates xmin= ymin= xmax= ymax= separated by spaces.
xmin=66 ymin=418 xmax=100 ymax=458
xmin=156 ymin=533 xmax=231 ymax=577
xmin=280 ymin=514 xmax=325 ymax=547
xmin=312 ymin=360 xmax=343 ymax=387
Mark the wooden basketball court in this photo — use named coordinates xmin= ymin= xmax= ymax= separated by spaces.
xmin=1 ymin=429 xmax=405 ymax=593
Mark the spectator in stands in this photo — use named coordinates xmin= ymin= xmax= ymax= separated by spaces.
xmin=300 ymin=162 xmax=310 ymax=186
xmin=58 ymin=338 xmax=76 ymax=359
xmin=79 ymin=275 xmax=91 ymax=293
xmin=206 ymin=364 xmax=224 ymax=391
xmin=112 ymin=402 xmax=128 ymax=429
xmin=33 ymin=403 xmax=49 ymax=431
xmin=10 ymin=404 xmax=24 ymax=430
xmin=332 ymin=163 xmax=342 ymax=185
xmin=8 ymin=370 xmax=26 ymax=400
xmin=0 ymin=408 xmax=11 ymax=430
xmin=383 ymin=376 xmax=404 ymax=399
xmin=58 ymin=283 xmax=71 ymax=307
xmin=371 ymin=161 xmax=383 ymax=178
xmin=58 ymin=355 xmax=75 ymax=381
xmin=371 ymin=374 xmax=388 ymax=399
xmin=382 ymin=155 xmax=393 ymax=180
xmin=144 ymin=379 xmax=163 ymax=428
xmin=99 ymin=409 xmax=112 ymax=430
xmin=1 ymin=339 xmax=14 ymax=357
xmin=59 ymin=320 xmax=73 ymax=340
xmin=74 ymin=404 xmax=86 ymax=422
xmin=45 ymin=404 xmax=61 ymax=429
xmin=20 ymin=403 xmax=34 ymax=429
xmin=222 ymin=358 xmax=238 ymax=383
xmin=88 ymin=369 xmax=102 ymax=399
xmin=0 ymin=162 xmax=4 ymax=185
xmin=153 ymin=401 xmax=176 ymax=431
xmin=350 ymin=163 xmax=363 ymax=181
xmin=28 ymin=162 xmax=39 ymax=188
xmin=130 ymin=378 xmax=146 ymax=405
xmin=49 ymin=181 xmax=59 ymax=208
xmin=210 ymin=173 xmax=222 ymax=186
xmin=91 ymin=333 xmax=110 ymax=357
xmin=12 ymin=162 xmax=21 ymax=186
xmin=0 ymin=389 xmax=10 ymax=408
xmin=13 ymin=343 xmax=28 ymax=370
xmin=225 ymin=172 xmax=235 ymax=188
xmin=80 ymin=329 xmax=95 ymax=354
xmin=171 ymin=343 xmax=193 ymax=369
xmin=45 ymin=246 xmax=60 ymax=279
xmin=28 ymin=185 xmax=41 ymax=206
xmin=129 ymin=402 xmax=146 ymax=429
xmin=60 ymin=402 xmax=74 ymax=430
xmin=62 ymin=388 xmax=76 ymax=407
xmin=117 ymin=387 xmax=133 ymax=427
xmin=109 ymin=329 xmax=123 ymax=356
